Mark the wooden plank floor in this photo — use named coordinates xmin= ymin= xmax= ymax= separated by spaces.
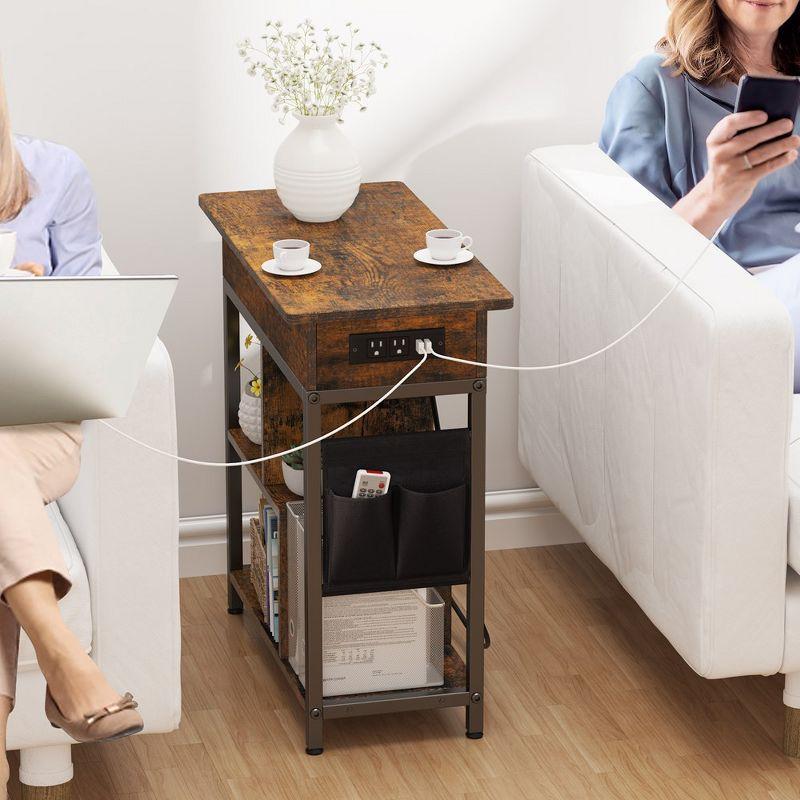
xmin=9 ymin=544 xmax=799 ymax=799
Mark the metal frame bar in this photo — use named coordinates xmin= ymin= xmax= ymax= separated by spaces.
xmin=317 ymin=378 xmax=475 ymax=404
xmin=466 ymin=383 xmax=486 ymax=738
xmin=325 ymin=688 xmax=471 ymax=719
xmin=222 ymin=276 xmax=489 ymax=750
xmin=302 ymin=393 xmax=325 ymax=754
xmin=223 ymin=294 xmax=244 ymax=614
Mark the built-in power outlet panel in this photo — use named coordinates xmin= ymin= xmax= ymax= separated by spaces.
xmin=349 ymin=327 xmax=445 ymax=364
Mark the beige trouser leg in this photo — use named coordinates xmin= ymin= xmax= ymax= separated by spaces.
xmin=0 ymin=423 xmax=81 ymax=707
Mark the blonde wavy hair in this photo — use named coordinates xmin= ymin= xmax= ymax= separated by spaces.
xmin=658 ymin=0 xmax=800 ymax=84
xmin=0 ymin=65 xmax=31 ymax=222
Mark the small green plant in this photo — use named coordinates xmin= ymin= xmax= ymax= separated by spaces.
xmin=282 ymin=450 xmax=304 ymax=470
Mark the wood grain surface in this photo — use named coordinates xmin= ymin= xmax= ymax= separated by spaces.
xmin=21 ymin=785 xmax=69 ymax=800
xmin=10 ymin=544 xmax=799 ymax=799
xmin=785 ymin=706 xmax=800 ymax=758
xmin=224 ymin=244 xmax=314 ymax=387
xmin=259 ymin=346 xmax=303 ymax=488
xmin=201 ymin=182 xmax=514 ymax=324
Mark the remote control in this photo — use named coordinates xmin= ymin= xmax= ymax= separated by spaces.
xmin=352 ymin=469 xmax=391 ymax=499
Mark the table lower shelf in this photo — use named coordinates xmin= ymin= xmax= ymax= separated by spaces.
xmin=229 ymin=567 xmax=471 ymax=719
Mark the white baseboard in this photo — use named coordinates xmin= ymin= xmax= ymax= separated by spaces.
xmin=178 ymin=488 xmax=581 ymax=578
xmin=178 ymin=513 xmax=257 ymax=579
xmin=484 ymin=489 xmax=581 ymax=551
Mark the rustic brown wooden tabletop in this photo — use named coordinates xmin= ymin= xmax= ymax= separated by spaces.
xmin=200 ymin=181 xmax=513 ymax=325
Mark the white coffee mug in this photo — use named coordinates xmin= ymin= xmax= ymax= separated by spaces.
xmin=273 ymin=239 xmax=310 ymax=272
xmin=426 ymin=229 xmax=473 ymax=261
xmin=0 ymin=230 xmax=17 ymax=272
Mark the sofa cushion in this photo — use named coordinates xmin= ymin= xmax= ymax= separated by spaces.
xmin=17 ymin=502 xmax=92 ymax=671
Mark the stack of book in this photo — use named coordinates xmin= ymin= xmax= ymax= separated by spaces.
xmin=260 ymin=501 xmax=280 ymax=642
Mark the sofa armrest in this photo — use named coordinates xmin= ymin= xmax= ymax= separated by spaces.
xmin=58 ymin=337 xmax=180 ymax=733
xmin=518 ymin=145 xmax=794 ymax=678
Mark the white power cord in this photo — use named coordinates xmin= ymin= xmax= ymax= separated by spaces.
xmin=99 ymin=347 xmax=429 ymax=467
xmin=100 ymin=223 xmax=726 ymax=467
xmin=427 ymin=220 xmax=727 ymax=371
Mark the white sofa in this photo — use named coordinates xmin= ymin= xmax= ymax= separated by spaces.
xmin=7 ymin=251 xmax=181 ymax=793
xmin=518 ymin=144 xmax=800 ymax=754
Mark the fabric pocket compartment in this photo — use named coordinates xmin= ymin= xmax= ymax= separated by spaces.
xmin=395 ymin=484 xmax=467 ymax=582
xmin=324 ymin=489 xmax=396 ymax=592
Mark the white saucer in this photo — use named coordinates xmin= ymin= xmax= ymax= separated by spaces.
xmin=261 ymin=258 xmax=321 ymax=277
xmin=413 ymin=248 xmax=474 ymax=266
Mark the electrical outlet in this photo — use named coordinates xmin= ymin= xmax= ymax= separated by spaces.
xmin=349 ymin=328 xmax=445 ymax=364
xmin=367 ymin=337 xmax=386 ymax=358
xmin=389 ymin=336 xmax=409 ymax=356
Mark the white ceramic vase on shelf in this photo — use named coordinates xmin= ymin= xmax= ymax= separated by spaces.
xmin=273 ymin=114 xmax=361 ymax=223
xmin=238 ymin=386 xmax=262 ymax=446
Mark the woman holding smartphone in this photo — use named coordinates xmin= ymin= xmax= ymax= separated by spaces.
xmin=0 ymin=69 xmax=142 ymax=793
xmin=601 ymin=0 xmax=800 ymax=385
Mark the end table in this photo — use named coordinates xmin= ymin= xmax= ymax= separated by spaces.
xmin=199 ymin=181 xmax=513 ymax=754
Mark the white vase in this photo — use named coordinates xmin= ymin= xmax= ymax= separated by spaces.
xmin=282 ymin=461 xmax=304 ymax=497
xmin=274 ymin=114 xmax=361 ymax=223
xmin=238 ymin=386 xmax=262 ymax=446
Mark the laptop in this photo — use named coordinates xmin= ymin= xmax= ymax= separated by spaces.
xmin=0 ymin=275 xmax=177 ymax=426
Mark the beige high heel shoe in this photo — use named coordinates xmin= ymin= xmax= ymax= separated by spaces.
xmin=45 ymin=687 xmax=144 ymax=743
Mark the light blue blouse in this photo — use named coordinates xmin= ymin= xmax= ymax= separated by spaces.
xmin=599 ymin=53 xmax=800 ymax=270
xmin=3 ymin=136 xmax=102 ymax=276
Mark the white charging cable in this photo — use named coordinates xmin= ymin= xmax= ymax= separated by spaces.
xmin=100 ymin=223 xmax=726 ymax=467
xmin=99 ymin=347 xmax=429 ymax=467
xmin=426 ymin=220 xmax=727 ymax=371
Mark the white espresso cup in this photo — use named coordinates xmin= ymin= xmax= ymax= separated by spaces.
xmin=426 ymin=229 xmax=473 ymax=261
xmin=0 ymin=229 xmax=17 ymax=271
xmin=273 ymin=239 xmax=310 ymax=272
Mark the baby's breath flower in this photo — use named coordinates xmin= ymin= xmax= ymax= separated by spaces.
xmin=236 ymin=19 xmax=387 ymax=122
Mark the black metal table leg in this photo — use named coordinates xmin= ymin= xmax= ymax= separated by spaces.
xmin=466 ymin=379 xmax=487 ymax=738
xmin=223 ymin=294 xmax=244 ymax=614
xmin=303 ymin=392 xmax=325 ymax=754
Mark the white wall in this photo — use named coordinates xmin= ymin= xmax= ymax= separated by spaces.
xmin=1 ymin=1 xmax=666 ymax=518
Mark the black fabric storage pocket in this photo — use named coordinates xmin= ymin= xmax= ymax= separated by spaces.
xmin=395 ymin=484 xmax=467 ymax=581
xmin=324 ymin=489 xmax=396 ymax=590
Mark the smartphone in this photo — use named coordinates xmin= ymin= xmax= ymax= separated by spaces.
xmin=734 ymin=75 xmax=800 ymax=140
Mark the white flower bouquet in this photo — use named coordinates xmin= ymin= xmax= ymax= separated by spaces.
xmin=237 ymin=19 xmax=389 ymax=122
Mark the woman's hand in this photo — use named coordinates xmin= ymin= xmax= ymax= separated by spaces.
xmin=674 ymin=110 xmax=800 ymax=237
xmin=15 ymin=262 xmax=45 ymax=277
